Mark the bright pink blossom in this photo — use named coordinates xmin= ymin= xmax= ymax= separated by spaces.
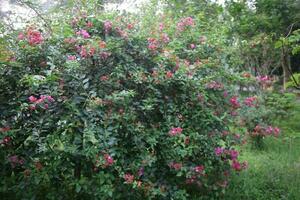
xmin=29 ymin=96 xmax=37 ymax=103
xmin=168 ymin=127 xmax=183 ymax=136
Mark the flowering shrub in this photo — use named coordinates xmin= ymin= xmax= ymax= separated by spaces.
xmin=0 ymin=13 xmax=266 ymax=199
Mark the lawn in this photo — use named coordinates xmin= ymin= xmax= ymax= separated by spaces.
xmin=225 ymin=100 xmax=300 ymax=200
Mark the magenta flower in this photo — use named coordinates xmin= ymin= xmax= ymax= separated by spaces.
xmin=215 ymin=147 xmax=224 ymax=156
xmin=229 ymin=150 xmax=239 ymax=160
xmin=231 ymin=160 xmax=241 ymax=171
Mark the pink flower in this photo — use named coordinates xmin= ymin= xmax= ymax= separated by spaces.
xmin=230 ymin=96 xmax=240 ymax=109
xmin=244 ymin=96 xmax=257 ymax=107
xmin=29 ymin=105 xmax=36 ymax=110
xmin=159 ymin=23 xmax=164 ymax=31
xmin=80 ymin=46 xmax=88 ymax=58
xmin=124 ymin=173 xmax=134 ymax=184
xmin=166 ymin=71 xmax=173 ymax=78
xmin=29 ymin=96 xmax=37 ymax=103
xmin=100 ymin=52 xmax=110 ymax=60
xmin=86 ymin=21 xmax=93 ymax=28
xmin=127 ymin=23 xmax=134 ymax=30
xmin=194 ymin=165 xmax=204 ymax=173
xmin=229 ymin=150 xmax=239 ymax=160
xmin=206 ymin=81 xmax=224 ymax=90
xmin=215 ymin=147 xmax=224 ymax=156
xmin=265 ymin=126 xmax=273 ymax=135
xmin=190 ymin=44 xmax=196 ymax=49
xmin=231 ymin=160 xmax=242 ymax=171
xmin=18 ymin=32 xmax=25 ymax=40
xmin=161 ymin=33 xmax=170 ymax=43
xmin=100 ymin=75 xmax=109 ymax=81
xmin=274 ymin=127 xmax=280 ymax=137
xmin=147 ymin=38 xmax=159 ymax=51
xmin=104 ymin=20 xmax=113 ymax=33
xmin=89 ymin=47 xmax=96 ymax=56
xmin=168 ymin=127 xmax=183 ymax=136
xmin=67 ymin=55 xmax=76 ymax=61
xmin=76 ymin=29 xmax=90 ymax=39
xmin=27 ymin=28 xmax=43 ymax=46
xmin=170 ymin=162 xmax=182 ymax=170
xmin=104 ymin=154 xmax=114 ymax=166
xmin=177 ymin=17 xmax=195 ymax=31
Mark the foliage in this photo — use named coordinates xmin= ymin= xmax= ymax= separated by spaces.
xmin=0 ymin=10 xmax=256 ymax=199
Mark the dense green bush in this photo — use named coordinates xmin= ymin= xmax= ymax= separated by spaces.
xmin=0 ymin=12 xmax=273 ymax=199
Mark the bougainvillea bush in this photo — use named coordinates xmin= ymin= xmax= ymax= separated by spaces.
xmin=0 ymin=12 xmax=269 ymax=199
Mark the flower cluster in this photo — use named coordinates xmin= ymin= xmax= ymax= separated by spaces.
xmin=76 ymin=29 xmax=90 ymax=39
xmin=251 ymin=125 xmax=280 ymax=137
xmin=215 ymin=147 xmax=247 ymax=171
xmin=28 ymin=95 xmax=55 ymax=110
xmin=244 ymin=96 xmax=258 ymax=107
xmin=177 ymin=17 xmax=195 ymax=31
xmin=230 ymin=96 xmax=240 ymax=109
xmin=18 ymin=28 xmax=44 ymax=46
xmin=147 ymin=38 xmax=159 ymax=51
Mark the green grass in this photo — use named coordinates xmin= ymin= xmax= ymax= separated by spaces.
xmin=224 ymin=100 xmax=300 ymax=200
